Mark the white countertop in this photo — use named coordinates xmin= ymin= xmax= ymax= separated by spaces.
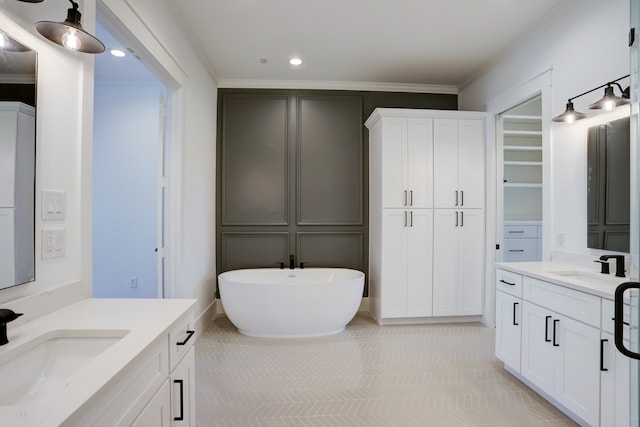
xmin=0 ymin=298 xmax=196 ymax=427
xmin=495 ymin=261 xmax=630 ymax=299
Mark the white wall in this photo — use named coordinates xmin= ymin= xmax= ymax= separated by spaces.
xmin=0 ymin=2 xmax=94 ymax=315
xmin=460 ymin=0 xmax=630 ymax=259
xmin=0 ymin=0 xmax=218 ymax=328
xmin=93 ymin=81 xmax=162 ymax=298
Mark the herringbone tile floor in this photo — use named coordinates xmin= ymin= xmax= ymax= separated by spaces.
xmin=195 ymin=313 xmax=577 ymax=426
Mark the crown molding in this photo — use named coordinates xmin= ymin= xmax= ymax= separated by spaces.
xmin=217 ymin=79 xmax=458 ymax=94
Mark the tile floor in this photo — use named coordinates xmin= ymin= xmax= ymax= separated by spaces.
xmin=195 ymin=313 xmax=577 ymax=426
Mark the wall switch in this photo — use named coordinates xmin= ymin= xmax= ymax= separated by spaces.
xmin=41 ymin=229 xmax=65 ymax=259
xmin=42 ymin=190 xmax=65 ymax=220
xmin=130 ymin=277 xmax=138 ymax=288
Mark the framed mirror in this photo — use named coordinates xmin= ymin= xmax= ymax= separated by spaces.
xmin=587 ymin=116 xmax=630 ymax=252
xmin=0 ymin=30 xmax=36 ymax=289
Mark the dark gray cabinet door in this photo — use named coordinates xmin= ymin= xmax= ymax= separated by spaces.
xmin=221 ymin=95 xmax=289 ymax=225
xmin=297 ymin=96 xmax=363 ymax=225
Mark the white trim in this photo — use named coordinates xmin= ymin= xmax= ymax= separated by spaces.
xmin=217 ymin=79 xmax=458 ymax=94
xmin=365 ymin=108 xmax=486 ymax=129
xmin=375 ymin=315 xmax=486 ymax=326
xmin=483 ymin=68 xmax=553 ymax=327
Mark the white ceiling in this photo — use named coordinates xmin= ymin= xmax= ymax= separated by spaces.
xmin=172 ymin=0 xmax=564 ymax=90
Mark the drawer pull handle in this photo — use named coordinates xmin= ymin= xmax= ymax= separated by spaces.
xmin=508 ymin=230 xmax=525 ymax=234
xmin=177 ymin=330 xmax=195 ymax=346
xmin=499 ymin=279 xmax=516 ymax=286
xmin=174 ymin=379 xmax=185 ymax=421
xmin=508 ymin=250 xmax=525 ymax=252
xmin=612 ymin=317 xmax=631 ymax=326
xmin=600 ymin=339 xmax=608 ymax=371
xmin=544 ymin=316 xmax=552 ymax=342
xmin=552 ymin=319 xmax=560 ymax=347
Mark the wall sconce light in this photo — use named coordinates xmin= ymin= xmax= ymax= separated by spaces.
xmin=34 ymin=0 xmax=105 ymax=54
xmin=552 ymin=74 xmax=630 ymax=123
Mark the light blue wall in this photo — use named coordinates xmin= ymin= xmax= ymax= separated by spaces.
xmin=93 ymin=81 xmax=163 ymax=298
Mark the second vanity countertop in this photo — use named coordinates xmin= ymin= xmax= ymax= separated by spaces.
xmin=0 ymin=298 xmax=196 ymax=427
xmin=495 ymin=261 xmax=630 ymax=300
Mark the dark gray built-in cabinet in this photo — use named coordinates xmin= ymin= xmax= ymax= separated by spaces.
xmin=217 ymin=89 xmax=458 ymax=292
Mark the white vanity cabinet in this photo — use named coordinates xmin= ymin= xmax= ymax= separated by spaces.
xmin=366 ymin=108 xmax=486 ymax=323
xmin=600 ymin=299 xmax=631 ymax=427
xmin=495 ymin=265 xmax=630 ymax=427
xmin=494 ymin=269 xmax=523 ymax=371
xmin=68 ymin=307 xmax=196 ymax=427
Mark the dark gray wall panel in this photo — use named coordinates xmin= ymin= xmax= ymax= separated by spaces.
xmin=297 ymin=232 xmax=363 ymax=270
xmin=297 ymin=96 xmax=363 ymax=225
xmin=222 ymin=95 xmax=289 ymax=225
xmin=221 ymin=233 xmax=289 ymax=271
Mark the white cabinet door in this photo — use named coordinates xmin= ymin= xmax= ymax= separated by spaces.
xmin=458 ymin=210 xmax=484 ymax=315
xmin=495 ymin=290 xmax=521 ymax=371
xmin=433 ymin=209 xmax=484 ymax=316
xmin=132 ymin=380 xmax=172 ymax=427
xmin=457 ymin=120 xmax=484 ymax=208
xmin=381 ymin=209 xmax=408 ymax=317
xmin=381 ymin=209 xmax=433 ymax=318
xmin=600 ymin=332 xmax=631 ymax=427
xmin=172 ymin=347 xmax=196 ymax=426
xmin=553 ymin=315 xmax=600 ymax=426
xmin=521 ymin=301 xmax=555 ymax=395
xmin=433 ymin=119 xmax=459 ymax=208
xmin=381 ymin=118 xmax=406 ymax=208
xmin=432 ymin=210 xmax=459 ymax=316
xmin=406 ymin=209 xmax=433 ymax=317
xmin=407 ymin=118 xmax=433 ymax=208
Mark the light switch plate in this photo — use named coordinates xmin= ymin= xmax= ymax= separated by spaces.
xmin=42 ymin=229 xmax=65 ymax=259
xmin=42 ymin=190 xmax=65 ymax=220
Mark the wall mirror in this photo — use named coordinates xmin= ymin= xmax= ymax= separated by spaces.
xmin=587 ymin=116 xmax=630 ymax=252
xmin=0 ymin=29 xmax=37 ymax=290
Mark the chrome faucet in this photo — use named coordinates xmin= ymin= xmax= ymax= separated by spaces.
xmin=0 ymin=309 xmax=23 ymax=346
xmin=598 ymin=255 xmax=626 ymax=277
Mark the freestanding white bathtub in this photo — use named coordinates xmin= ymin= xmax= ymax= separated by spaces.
xmin=218 ymin=268 xmax=365 ymax=338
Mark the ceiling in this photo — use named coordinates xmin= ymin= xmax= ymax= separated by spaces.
xmin=171 ymin=0 xmax=565 ymax=90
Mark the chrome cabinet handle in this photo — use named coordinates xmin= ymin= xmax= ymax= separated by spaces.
xmin=409 ymin=211 xmax=413 ymax=227
xmin=403 ymin=190 xmax=407 ymax=206
xmin=403 ymin=211 xmax=407 ymax=227
xmin=460 ymin=211 xmax=464 ymax=227
xmin=461 ymin=190 xmax=464 ymax=206
xmin=409 ymin=190 xmax=413 ymax=206
xmin=455 ymin=191 xmax=458 ymax=206
xmin=455 ymin=211 xmax=458 ymax=227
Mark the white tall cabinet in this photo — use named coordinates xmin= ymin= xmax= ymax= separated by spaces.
xmin=366 ymin=109 xmax=486 ymax=323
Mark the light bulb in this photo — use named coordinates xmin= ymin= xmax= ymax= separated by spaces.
xmin=61 ymin=29 xmax=81 ymax=51
xmin=289 ymin=58 xmax=303 ymax=66
xmin=604 ymin=100 xmax=615 ymax=111
xmin=566 ymin=114 xmax=575 ymax=124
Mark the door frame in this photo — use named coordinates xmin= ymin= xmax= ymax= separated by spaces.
xmin=95 ymin=1 xmax=183 ymax=298
xmin=483 ymin=69 xmax=552 ymax=326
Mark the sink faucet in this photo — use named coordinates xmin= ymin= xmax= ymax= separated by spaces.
xmin=0 ymin=309 xmax=23 ymax=346
xmin=598 ymin=255 xmax=626 ymax=277
xmin=289 ymin=254 xmax=295 ymax=269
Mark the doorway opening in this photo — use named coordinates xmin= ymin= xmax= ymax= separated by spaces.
xmin=497 ymin=95 xmax=543 ymax=262
xmin=92 ymin=13 xmax=173 ymax=298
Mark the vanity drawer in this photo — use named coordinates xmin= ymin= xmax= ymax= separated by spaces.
xmin=496 ymin=268 xmax=522 ymax=298
xmin=523 ymin=277 xmax=600 ymax=327
xmin=168 ymin=308 xmax=195 ymax=372
xmin=504 ymin=225 xmax=538 ymax=239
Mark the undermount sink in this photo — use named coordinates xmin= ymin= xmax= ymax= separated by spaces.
xmin=0 ymin=329 xmax=129 ymax=406
xmin=548 ymin=270 xmax=621 ymax=285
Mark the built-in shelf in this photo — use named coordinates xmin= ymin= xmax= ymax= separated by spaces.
xmin=504 ymin=130 xmax=543 ymax=137
xmin=503 ymin=114 xmax=543 ymax=122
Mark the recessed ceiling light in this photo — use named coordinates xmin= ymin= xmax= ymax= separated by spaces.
xmin=289 ymin=58 xmax=303 ymax=66
xmin=110 ymin=48 xmax=126 ymax=58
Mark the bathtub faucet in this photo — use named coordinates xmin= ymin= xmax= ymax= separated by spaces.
xmin=290 ymin=254 xmax=295 ymax=269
